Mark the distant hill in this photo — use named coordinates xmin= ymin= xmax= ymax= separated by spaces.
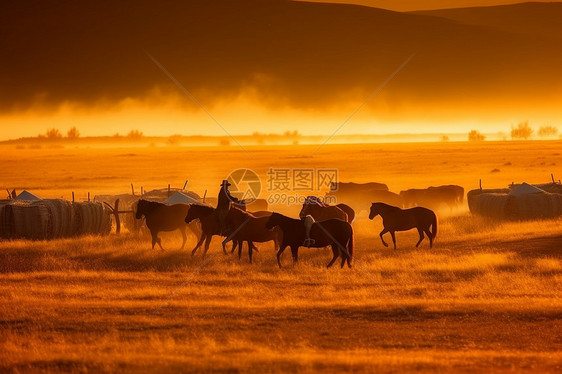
xmin=413 ymin=2 xmax=562 ymax=39
xmin=1 ymin=0 xmax=561 ymax=113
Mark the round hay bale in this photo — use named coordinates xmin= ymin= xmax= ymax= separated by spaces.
xmin=467 ymin=189 xmax=510 ymax=214
xmin=73 ymin=202 xmax=110 ymax=236
xmin=0 ymin=200 xmax=12 ymax=239
xmin=505 ymin=192 xmax=562 ymax=220
xmin=533 ymin=183 xmax=562 ymax=194
xmin=1 ymin=201 xmax=50 ymax=240
xmin=42 ymin=199 xmax=75 ymax=238
xmin=472 ymin=193 xmax=509 ymax=219
xmin=470 ymin=191 xmax=562 ymax=220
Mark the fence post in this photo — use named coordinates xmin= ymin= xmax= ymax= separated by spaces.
xmin=102 ymin=198 xmax=121 ymax=234
xmin=131 ymin=183 xmax=135 ymax=196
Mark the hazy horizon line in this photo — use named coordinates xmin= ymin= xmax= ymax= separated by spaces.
xmin=2 ymin=131 xmax=560 ymax=145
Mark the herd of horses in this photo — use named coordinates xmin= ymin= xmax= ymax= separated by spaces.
xmin=134 ymin=182 xmax=453 ymax=269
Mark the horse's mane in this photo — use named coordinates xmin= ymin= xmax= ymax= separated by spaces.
xmin=190 ymin=204 xmax=215 ymax=214
xmin=271 ymin=212 xmax=300 ymax=224
xmin=138 ymin=199 xmax=164 ymax=212
xmin=230 ymin=205 xmax=256 ymax=218
xmin=305 ymin=196 xmax=328 ymax=207
xmin=373 ymin=202 xmax=400 ymax=211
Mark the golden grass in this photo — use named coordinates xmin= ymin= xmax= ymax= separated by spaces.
xmin=1 ymin=142 xmax=561 ymax=372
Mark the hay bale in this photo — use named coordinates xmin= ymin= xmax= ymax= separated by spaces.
xmin=505 ymin=193 xmax=562 ymax=220
xmin=42 ymin=199 xmax=75 ymax=238
xmin=0 ymin=201 xmax=50 ymax=240
xmin=533 ymin=183 xmax=562 ymax=194
xmin=0 ymin=200 xmax=12 ymax=238
xmin=469 ymin=191 xmax=562 ymax=220
xmin=472 ymin=193 xmax=509 ymax=219
xmin=467 ymin=189 xmax=510 ymax=214
xmin=74 ymin=202 xmax=111 ymax=236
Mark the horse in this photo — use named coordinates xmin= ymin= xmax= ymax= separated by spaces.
xmin=400 ymin=185 xmax=464 ymax=212
xmin=368 ymin=202 xmax=437 ymax=250
xmin=135 ymin=199 xmax=200 ymax=250
xmin=224 ymin=207 xmax=281 ymax=263
xmin=265 ymin=212 xmax=354 ymax=269
xmin=184 ymin=204 xmax=249 ymax=258
xmin=227 ymin=210 xmax=271 ymax=256
xmin=299 ymin=196 xmax=353 ymax=223
xmin=329 ymin=189 xmax=403 ymax=212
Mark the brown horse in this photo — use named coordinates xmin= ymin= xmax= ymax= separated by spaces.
xmin=224 ymin=207 xmax=281 ymax=263
xmin=184 ymin=204 xmax=249 ymax=258
xmin=299 ymin=196 xmax=353 ymax=223
xmin=400 ymin=185 xmax=464 ymax=211
xmin=265 ymin=212 xmax=354 ymax=269
xmin=135 ymin=199 xmax=200 ymax=250
xmin=369 ymin=202 xmax=437 ymax=250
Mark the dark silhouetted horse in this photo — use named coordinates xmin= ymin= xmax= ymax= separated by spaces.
xmin=299 ymin=196 xmax=354 ymax=223
xmin=265 ymin=212 xmax=353 ymax=269
xmin=369 ymin=202 xmax=437 ymax=250
xmin=135 ymin=199 xmax=200 ymax=250
xmin=184 ymin=204 xmax=250 ymax=258
xmin=400 ymin=185 xmax=464 ymax=212
xmin=224 ymin=207 xmax=281 ymax=263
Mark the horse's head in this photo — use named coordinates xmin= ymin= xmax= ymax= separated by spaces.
xmin=299 ymin=196 xmax=321 ymax=219
xmin=265 ymin=212 xmax=281 ymax=229
xmin=299 ymin=203 xmax=311 ymax=219
xmin=185 ymin=204 xmax=213 ymax=223
xmin=184 ymin=205 xmax=197 ymax=224
xmin=369 ymin=203 xmax=380 ymax=220
xmin=135 ymin=199 xmax=148 ymax=219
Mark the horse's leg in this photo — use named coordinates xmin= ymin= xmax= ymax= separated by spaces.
xmin=424 ymin=227 xmax=433 ymax=248
xmin=390 ymin=231 xmax=397 ymax=250
xmin=151 ymin=230 xmax=164 ymax=250
xmin=379 ymin=228 xmax=389 ymax=247
xmin=238 ymin=241 xmax=243 ymax=260
xmin=291 ymin=245 xmax=299 ymax=266
xmin=203 ymin=235 xmax=213 ymax=258
xmin=277 ymin=245 xmax=288 ymax=268
xmin=248 ymin=241 xmax=253 ymax=264
xmin=327 ymin=244 xmax=339 ymax=268
xmin=416 ymin=227 xmax=425 ymax=248
xmin=179 ymin=226 xmax=187 ymax=250
xmin=251 ymin=242 xmax=259 ymax=252
xmin=222 ymin=239 xmax=229 ymax=255
xmin=192 ymin=233 xmax=205 ymax=256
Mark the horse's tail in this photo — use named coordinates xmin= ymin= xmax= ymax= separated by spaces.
xmin=346 ymin=224 xmax=354 ymax=267
xmin=431 ymin=212 xmax=438 ymax=240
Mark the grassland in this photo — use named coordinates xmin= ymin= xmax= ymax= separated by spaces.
xmin=1 ymin=141 xmax=561 ymax=373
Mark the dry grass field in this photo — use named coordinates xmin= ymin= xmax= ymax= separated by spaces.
xmin=1 ymin=140 xmax=561 ymax=373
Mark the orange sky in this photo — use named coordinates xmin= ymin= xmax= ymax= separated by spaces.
xmin=1 ymin=0 xmax=561 ymax=140
xmin=297 ymin=0 xmax=562 ymax=11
